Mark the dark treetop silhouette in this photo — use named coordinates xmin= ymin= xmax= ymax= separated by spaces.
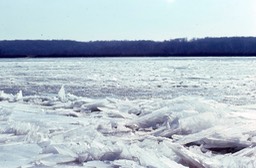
xmin=1 ymin=37 xmax=256 ymax=57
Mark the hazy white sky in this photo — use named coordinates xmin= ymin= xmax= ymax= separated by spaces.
xmin=0 ymin=0 xmax=255 ymax=41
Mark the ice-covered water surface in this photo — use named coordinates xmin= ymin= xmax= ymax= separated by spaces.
xmin=1 ymin=57 xmax=256 ymax=104
xmin=0 ymin=57 xmax=256 ymax=167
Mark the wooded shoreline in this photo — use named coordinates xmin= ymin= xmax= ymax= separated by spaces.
xmin=1 ymin=37 xmax=256 ymax=57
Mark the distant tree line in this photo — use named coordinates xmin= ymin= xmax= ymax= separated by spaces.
xmin=0 ymin=37 xmax=256 ymax=57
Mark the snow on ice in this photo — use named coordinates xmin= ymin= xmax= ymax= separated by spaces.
xmin=0 ymin=86 xmax=256 ymax=168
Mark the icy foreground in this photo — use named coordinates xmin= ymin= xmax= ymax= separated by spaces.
xmin=0 ymin=88 xmax=256 ymax=168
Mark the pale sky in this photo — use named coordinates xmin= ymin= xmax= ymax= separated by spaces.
xmin=0 ymin=0 xmax=255 ymax=41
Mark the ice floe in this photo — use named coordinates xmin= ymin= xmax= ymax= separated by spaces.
xmin=0 ymin=87 xmax=256 ymax=167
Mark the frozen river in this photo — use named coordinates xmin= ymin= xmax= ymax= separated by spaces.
xmin=0 ymin=57 xmax=256 ymax=168
xmin=1 ymin=57 xmax=256 ymax=105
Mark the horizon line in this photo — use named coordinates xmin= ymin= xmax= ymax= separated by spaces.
xmin=1 ymin=36 xmax=256 ymax=43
